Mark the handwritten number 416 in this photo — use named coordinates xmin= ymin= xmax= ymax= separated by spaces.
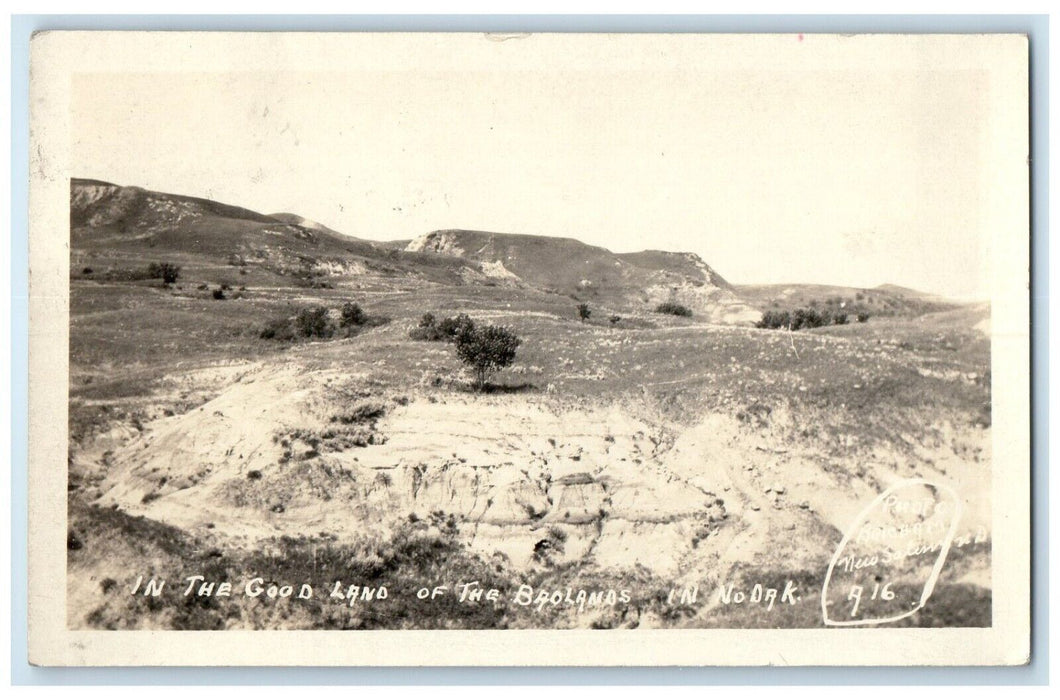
xmin=848 ymin=582 xmax=894 ymax=617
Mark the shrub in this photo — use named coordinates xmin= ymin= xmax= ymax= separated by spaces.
xmin=609 ymin=315 xmax=621 ymax=326
xmin=577 ymin=303 xmax=591 ymax=322
xmin=340 ymin=302 xmax=367 ymax=327
xmin=438 ymin=313 xmax=475 ymax=341
xmin=265 ymin=304 xmax=383 ymax=341
xmin=410 ymin=312 xmax=477 ymax=342
xmin=758 ymin=307 xmax=854 ymax=331
xmin=410 ymin=313 xmax=443 ymax=341
xmin=259 ymin=318 xmax=293 ymax=340
xmin=791 ymin=307 xmax=825 ymax=330
xmin=295 ymin=306 xmax=332 ymax=338
xmin=655 ymin=302 xmax=693 ymax=317
xmin=331 ymin=403 xmax=386 ymax=425
xmin=82 ymin=267 xmax=93 ymax=275
xmin=756 ymin=310 xmax=791 ymax=329
xmin=147 ymin=262 xmax=181 ymax=284
xmin=857 ymin=312 xmax=871 ymax=323
xmin=212 ymin=288 xmax=226 ymax=300
xmin=455 ymin=324 xmax=521 ymax=390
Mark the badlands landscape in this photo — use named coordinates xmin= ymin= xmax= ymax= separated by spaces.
xmin=66 ymin=178 xmax=993 ymax=630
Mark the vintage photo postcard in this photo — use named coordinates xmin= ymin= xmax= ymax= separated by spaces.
xmin=27 ymin=31 xmax=1030 ymax=666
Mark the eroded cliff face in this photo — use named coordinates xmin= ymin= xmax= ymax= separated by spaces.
xmin=88 ymin=363 xmax=990 ymax=585
xmin=642 ymin=280 xmax=761 ymax=325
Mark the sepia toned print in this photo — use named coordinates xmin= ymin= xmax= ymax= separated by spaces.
xmin=29 ymin=32 xmax=1029 ymax=665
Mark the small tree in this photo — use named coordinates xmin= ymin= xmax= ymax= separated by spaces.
xmin=147 ymin=262 xmax=181 ymax=285
xmin=577 ymin=303 xmax=591 ymax=322
xmin=340 ymin=302 xmax=367 ymax=327
xmin=295 ymin=306 xmax=332 ymax=338
xmin=455 ymin=325 xmax=521 ymax=390
xmin=438 ymin=313 xmax=475 ymax=342
xmin=756 ymin=310 xmax=791 ymax=329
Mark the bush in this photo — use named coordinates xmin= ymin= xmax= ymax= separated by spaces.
xmin=438 ymin=313 xmax=475 ymax=341
xmin=260 ymin=317 xmax=296 ymax=340
xmin=455 ymin=324 xmax=521 ymax=390
xmin=857 ymin=312 xmax=871 ymax=323
xmin=264 ymin=304 xmax=384 ymax=341
xmin=409 ymin=314 xmax=443 ymax=341
xmin=340 ymin=302 xmax=367 ymax=327
xmin=609 ymin=315 xmax=621 ymax=326
xmin=147 ymin=262 xmax=181 ymax=284
xmin=655 ymin=302 xmax=693 ymax=317
xmin=791 ymin=308 xmax=826 ymax=330
xmin=410 ymin=312 xmax=478 ymax=343
xmin=577 ymin=303 xmax=591 ymax=322
xmin=756 ymin=310 xmax=791 ymax=329
xmin=757 ymin=307 xmax=855 ymax=330
xmin=331 ymin=403 xmax=386 ymax=425
xmin=212 ymin=288 xmax=226 ymax=300
xmin=295 ymin=306 xmax=332 ymax=338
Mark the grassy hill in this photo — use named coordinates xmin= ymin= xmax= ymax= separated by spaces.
xmin=735 ymin=282 xmax=962 ymax=321
xmin=407 ymin=229 xmax=760 ymax=323
xmin=70 ymin=179 xmax=512 ymax=290
xmin=72 ymin=180 xmax=761 ymax=324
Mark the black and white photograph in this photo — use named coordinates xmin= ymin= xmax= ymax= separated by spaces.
xmin=26 ymin=30 xmax=1031 ymax=666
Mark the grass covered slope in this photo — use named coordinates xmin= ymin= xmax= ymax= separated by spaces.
xmin=735 ymin=282 xmax=962 ymax=321
xmin=408 ymin=229 xmax=761 ymax=324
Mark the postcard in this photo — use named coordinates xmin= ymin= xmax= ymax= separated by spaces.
xmin=27 ymin=31 xmax=1030 ymax=666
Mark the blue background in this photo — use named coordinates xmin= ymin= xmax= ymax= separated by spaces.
xmin=8 ymin=13 xmax=1050 ymax=685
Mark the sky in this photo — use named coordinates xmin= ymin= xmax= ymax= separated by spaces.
xmin=71 ymin=38 xmax=999 ymax=300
